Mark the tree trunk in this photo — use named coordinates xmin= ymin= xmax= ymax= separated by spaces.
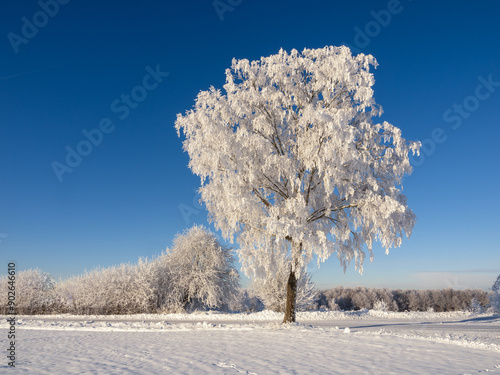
xmin=282 ymin=268 xmax=297 ymax=323
xmin=182 ymin=291 xmax=190 ymax=310
xmin=283 ymin=241 xmax=301 ymax=323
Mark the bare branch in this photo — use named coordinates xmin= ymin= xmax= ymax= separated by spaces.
xmin=252 ymin=188 xmax=272 ymax=209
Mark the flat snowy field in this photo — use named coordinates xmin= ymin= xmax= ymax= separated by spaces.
xmin=1 ymin=310 xmax=499 ymax=374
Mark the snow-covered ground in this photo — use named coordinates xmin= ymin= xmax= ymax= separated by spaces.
xmin=1 ymin=310 xmax=499 ymax=374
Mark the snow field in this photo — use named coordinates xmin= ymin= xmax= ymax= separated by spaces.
xmin=1 ymin=311 xmax=499 ymax=374
xmin=10 ymin=308 xmax=487 ymax=322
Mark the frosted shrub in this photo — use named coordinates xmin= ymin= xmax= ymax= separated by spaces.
xmin=12 ymin=269 xmax=59 ymax=314
xmin=162 ymin=225 xmax=240 ymax=312
xmin=489 ymin=292 xmax=500 ymax=314
xmin=60 ymin=260 xmax=157 ymax=315
xmin=229 ymin=289 xmax=264 ymax=313
xmin=328 ymin=300 xmax=340 ymax=311
xmin=149 ymin=251 xmax=175 ymax=312
xmin=54 ymin=226 xmax=239 ymax=315
xmin=489 ymin=275 xmax=500 ymax=313
xmin=468 ymin=297 xmax=484 ymax=314
xmin=492 ymin=274 xmax=500 ymax=293
xmin=373 ymin=300 xmax=389 ymax=312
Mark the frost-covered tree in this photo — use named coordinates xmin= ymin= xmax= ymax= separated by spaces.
xmin=492 ymin=274 xmax=500 ymax=293
xmin=252 ymin=254 xmax=316 ymax=312
xmin=8 ymin=269 xmax=59 ymax=314
xmin=491 ymin=274 xmax=500 ymax=313
xmin=175 ymin=46 xmax=420 ymax=323
xmin=164 ymin=225 xmax=240 ymax=311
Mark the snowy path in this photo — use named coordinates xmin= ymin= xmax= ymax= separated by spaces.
xmin=1 ymin=311 xmax=499 ymax=374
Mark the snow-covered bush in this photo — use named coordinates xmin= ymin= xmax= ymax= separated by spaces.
xmin=373 ymin=300 xmax=389 ymax=312
xmin=53 ymin=226 xmax=240 ymax=315
xmin=229 ymin=289 xmax=264 ymax=313
xmin=148 ymin=251 xmax=175 ymax=312
xmin=489 ymin=292 xmax=500 ymax=313
xmin=0 ymin=269 xmax=60 ymax=314
xmin=489 ymin=274 xmax=500 ymax=313
xmin=492 ymin=274 xmax=500 ymax=293
xmin=468 ymin=297 xmax=484 ymax=314
xmin=52 ymin=226 xmax=240 ymax=315
xmin=161 ymin=225 xmax=240 ymax=312
xmin=307 ymin=291 xmax=335 ymax=311
xmin=59 ymin=260 xmax=157 ymax=315
xmin=251 ymin=256 xmax=316 ymax=312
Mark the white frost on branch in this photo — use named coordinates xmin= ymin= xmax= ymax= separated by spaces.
xmin=176 ymin=46 xmax=420 ymax=279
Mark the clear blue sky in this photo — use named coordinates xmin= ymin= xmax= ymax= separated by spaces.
xmin=1 ymin=0 xmax=499 ymax=290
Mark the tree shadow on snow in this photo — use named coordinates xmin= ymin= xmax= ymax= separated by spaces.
xmin=448 ymin=315 xmax=500 ymax=324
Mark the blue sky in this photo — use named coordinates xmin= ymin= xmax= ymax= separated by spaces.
xmin=1 ymin=0 xmax=499 ymax=290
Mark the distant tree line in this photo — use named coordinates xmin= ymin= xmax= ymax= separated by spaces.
xmin=311 ymin=286 xmax=492 ymax=313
